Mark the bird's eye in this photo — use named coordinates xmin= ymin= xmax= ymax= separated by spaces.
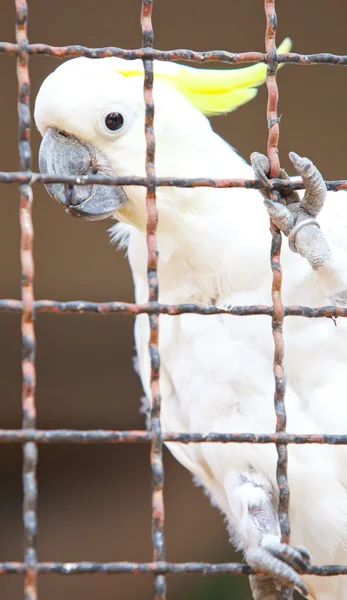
xmin=105 ymin=112 xmax=124 ymax=131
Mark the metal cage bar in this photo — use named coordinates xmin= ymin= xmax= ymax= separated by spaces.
xmin=264 ymin=3 xmax=291 ymax=598
xmin=0 ymin=560 xmax=347 ymax=576
xmin=1 ymin=300 xmax=347 ymax=319
xmin=2 ymin=429 xmax=347 ymax=445
xmin=1 ymin=171 xmax=347 ymax=191
xmin=0 ymin=0 xmax=346 ymax=598
xmin=1 ymin=41 xmax=347 ymax=65
xmin=15 ymin=1 xmax=38 ymax=599
xmin=141 ymin=2 xmax=166 ymax=599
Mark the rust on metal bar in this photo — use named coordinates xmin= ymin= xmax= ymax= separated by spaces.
xmin=15 ymin=1 xmax=38 ymax=599
xmin=278 ymin=52 xmax=347 ymax=66
xmin=1 ymin=170 xmax=347 ymax=193
xmin=141 ymin=2 xmax=166 ymax=599
xmin=1 ymin=299 xmax=347 ymax=321
xmin=265 ymin=2 xmax=292 ymax=599
xmin=1 ymin=41 xmax=347 ymax=67
xmin=0 ymin=560 xmax=346 ymax=577
xmin=0 ymin=42 xmax=266 ymax=63
xmin=0 ymin=298 xmax=274 ymax=315
xmin=1 ymin=429 xmax=347 ymax=445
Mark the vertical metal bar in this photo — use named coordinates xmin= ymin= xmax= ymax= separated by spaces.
xmin=15 ymin=1 xmax=38 ymax=599
xmin=264 ymin=2 xmax=292 ymax=600
xmin=141 ymin=2 xmax=166 ymax=599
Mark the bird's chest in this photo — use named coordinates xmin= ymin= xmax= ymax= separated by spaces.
xmin=136 ymin=295 xmax=347 ymax=437
xmin=135 ymin=307 xmax=279 ymax=435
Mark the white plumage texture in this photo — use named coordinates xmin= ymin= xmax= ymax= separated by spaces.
xmin=35 ymin=56 xmax=347 ymax=599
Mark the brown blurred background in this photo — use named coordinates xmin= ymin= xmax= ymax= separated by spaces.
xmin=0 ymin=1 xmax=346 ymax=599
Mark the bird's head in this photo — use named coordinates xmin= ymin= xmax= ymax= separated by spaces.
xmin=35 ymin=57 xmax=152 ymax=222
xmin=34 ymin=39 xmax=291 ymax=225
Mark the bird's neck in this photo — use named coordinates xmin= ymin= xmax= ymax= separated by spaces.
xmin=123 ymin=189 xmax=269 ymax=305
xmin=116 ymin=127 xmax=254 ymax=233
xmin=116 ymin=132 xmax=270 ymax=303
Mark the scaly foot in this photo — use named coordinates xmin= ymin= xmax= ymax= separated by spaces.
xmin=246 ymin=537 xmax=311 ymax=599
xmin=251 ymin=151 xmax=330 ymax=269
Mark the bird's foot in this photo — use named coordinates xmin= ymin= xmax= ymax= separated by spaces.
xmin=246 ymin=537 xmax=311 ymax=600
xmin=251 ymin=151 xmax=330 ymax=269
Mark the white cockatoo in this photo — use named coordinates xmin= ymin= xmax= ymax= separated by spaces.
xmin=34 ymin=37 xmax=347 ymax=600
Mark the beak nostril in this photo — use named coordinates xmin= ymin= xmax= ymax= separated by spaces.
xmin=65 ymin=182 xmax=95 ymax=207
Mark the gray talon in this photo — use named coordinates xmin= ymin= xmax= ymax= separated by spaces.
xmin=250 ymin=151 xmax=300 ymax=204
xmin=251 ymin=152 xmax=271 ymax=189
xmin=246 ymin=547 xmax=308 ymax=596
xmin=294 ymin=546 xmax=312 ymax=563
xmin=263 ymin=200 xmax=295 ymax=236
xmin=262 ymin=540 xmax=311 ymax=574
xmin=251 ymin=150 xmax=331 ymax=269
xmin=288 ymin=151 xmax=327 ymax=217
xmin=246 ymin=541 xmax=311 ymax=599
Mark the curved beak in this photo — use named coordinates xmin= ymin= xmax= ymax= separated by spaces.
xmin=39 ymin=128 xmax=127 ymax=221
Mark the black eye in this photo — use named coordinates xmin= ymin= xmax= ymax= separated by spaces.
xmin=105 ymin=112 xmax=124 ymax=131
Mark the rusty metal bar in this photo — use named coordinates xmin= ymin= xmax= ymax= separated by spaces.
xmin=1 ymin=42 xmax=347 ymax=66
xmin=0 ymin=299 xmax=273 ymax=315
xmin=0 ymin=561 xmax=346 ymax=577
xmin=1 ymin=430 xmax=347 ymax=445
xmin=265 ymin=3 xmax=292 ymax=600
xmin=1 ymin=299 xmax=347 ymax=319
xmin=141 ymin=2 xmax=166 ymax=599
xmin=1 ymin=171 xmax=347 ymax=192
xmin=15 ymin=1 xmax=38 ymax=599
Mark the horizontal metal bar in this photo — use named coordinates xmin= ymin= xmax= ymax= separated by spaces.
xmin=0 ymin=44 xmax=265 ymax=62
xmin=0 ymin=430 xmax=347 ymax=445
xmin=0 ymin=299 xmax=273 ymax=315
xmin=1 ymin=171 xmax=347 ymax=192
xmin=0 ymin=561 xmax=345 ymax=576
xmin=0 ymin=172 xmax=270 ymax=188
xmin=1 ymin=299 xmax=346 ymax=319
xmin=1 ymin=43 xmax=347 ymax=66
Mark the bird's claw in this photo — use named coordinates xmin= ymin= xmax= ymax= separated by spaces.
xmin=251 ymin=151 xmax=330 ymax=268
xmin=288 ymin=151 xmax=327 ymax=217
xmin=246 ymin=539 xmax=311 ymax=599
xmin=250 ymin=151 xmax=300 ymax=205
xmin=250 ymin=152 xmax=272 ymax=189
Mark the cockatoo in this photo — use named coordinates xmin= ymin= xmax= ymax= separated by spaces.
xmin=34 ymin=37 xmax=347 ymax=600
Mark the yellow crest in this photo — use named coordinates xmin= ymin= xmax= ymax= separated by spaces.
xmin=112 ymin=38 xmax=291 ymax=115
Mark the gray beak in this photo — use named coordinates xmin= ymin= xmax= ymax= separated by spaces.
xmin=39 ymin=128 xmax=127 ymax=221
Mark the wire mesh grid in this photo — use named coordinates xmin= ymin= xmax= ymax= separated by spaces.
xmin=1 ymin=0 xmax=347 ymax=599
